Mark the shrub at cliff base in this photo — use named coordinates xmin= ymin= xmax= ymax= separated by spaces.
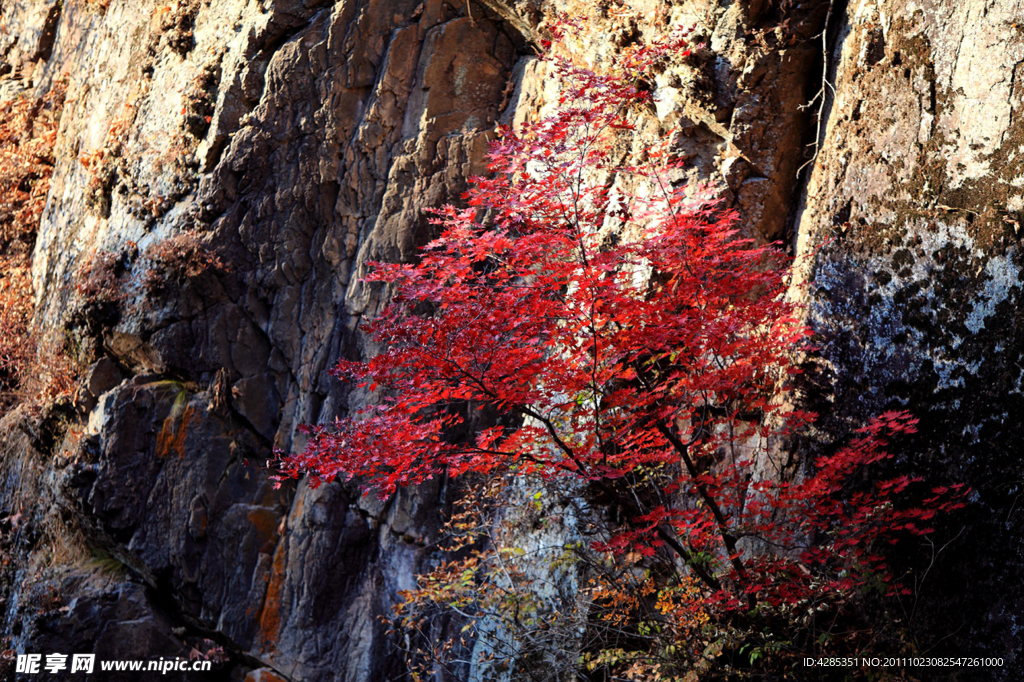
xmin=277 ymin=21 xmax=967 ymax=681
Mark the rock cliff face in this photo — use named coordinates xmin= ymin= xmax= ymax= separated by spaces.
xmin=793 ymin=0 xmax=1024 ymax=667
xmin=0 ymin=0 xmax=1021 ymax=679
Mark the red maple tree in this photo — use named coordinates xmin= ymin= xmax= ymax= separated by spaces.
xmin=277 ymin=21 xmax=965 ymax=641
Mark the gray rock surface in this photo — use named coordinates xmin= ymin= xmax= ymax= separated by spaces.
xmin=792 ymin=0 xmax=1024 ymax=669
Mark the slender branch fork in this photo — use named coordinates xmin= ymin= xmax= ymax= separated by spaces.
xmin=797 ymin=0 xmax=837 ymax=178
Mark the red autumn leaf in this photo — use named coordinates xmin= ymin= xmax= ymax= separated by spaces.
xmin=273 ymin=21 xmax=969 ymax=615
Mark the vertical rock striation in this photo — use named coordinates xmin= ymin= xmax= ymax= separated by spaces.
xmin=3 ymin=0 xmax=521 ymax=678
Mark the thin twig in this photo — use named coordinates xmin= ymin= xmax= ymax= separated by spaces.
xmin=796 ymin=0 xmax=836 ymax=178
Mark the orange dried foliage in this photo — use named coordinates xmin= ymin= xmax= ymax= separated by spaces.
xmin=0 ymin=84 xmax=76 ymax=415
xmin=0 ymin=262 xmax=33 ymax=413
xmin=143 ymin=230 xmax=225 ymax=281
xmin=0 ymin=83 xmax=65 ymax=255
xmin=73 ymin=249 xmax=126 ymax=306
xmin=84 ymin=0 xmax=112 ymax=12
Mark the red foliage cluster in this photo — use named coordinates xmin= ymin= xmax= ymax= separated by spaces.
xmin=277 ymin=19 xmax=966 ymax=619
